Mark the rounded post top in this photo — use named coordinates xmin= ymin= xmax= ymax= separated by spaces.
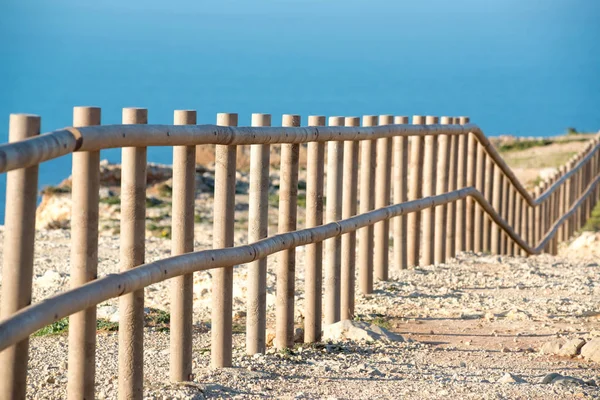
xmin=362 ymin=115 xmax=378 ymax=127
xmin=459 ymin=116 xmax=470 ymax=124
xmin=378 ymin=115 xmax=393 ymax=125
xmin=73 ymin=106 xmax=101 ymax=127
xmin=425 ymin=116 xmax=439 ymax=125
xmin=412 ymin=115 xmax=425 ymax=124
xmin=440 ymin=116 xmax=452 ymax=125
xmin=9 ymin=114 xmax=41 ymax=141
xmin=394 ymin=116 xmax=409 ymax=124
xmin=122 ymin=107 xmax=147 ymax=124
xmin=344 ymin=117 xmax=360 ymax=127
xmin=251 ymin=113 xmax=271 ymax=127
xmin=174 ymin=110 xmax=197 ymax=125
xmin=217 ymin=113 xmax=238 ymax=127
xmin=308 ymin=115 xmax=325 ymax=126
xmin=328 ymin=116 xmax=344 ymax=127
xmin=282 ymin=114 xmax=300 ymax=127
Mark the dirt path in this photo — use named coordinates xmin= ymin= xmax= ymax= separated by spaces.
xmin=4 ymin=228 xmax=599 ymax=399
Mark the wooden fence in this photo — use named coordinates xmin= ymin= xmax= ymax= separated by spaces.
xmin=0 ymin=107 xmax=599 ymax=399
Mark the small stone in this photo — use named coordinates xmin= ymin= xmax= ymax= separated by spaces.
xmin=459 ymin=362 xmax=467 ymax=368
xmin=540 ymin=340 xmax=563 ymax=355
xmin=552 ymin=376 xmax=588 ymax=386
xmin=233 ymin=310 xmax=247 ymax=319
xmin=558 ymin=338 xmax=586 ymax=357
xmin=45 ymin=376 xmax=55 ymax=384
xmin=36 ymin=270 xmax=63 ymax=289
xmin=294 ymin=327 xmax=305 ymax=343
xmin=322 ymin=320 xmax=404 ymax=342
xmin=542 ymin=372 xmax=563 ymax=384
xmin=368 ymin=368 xmax=384 ymax=377
xmin=497 ymin=372 xmax=526 ymax=384
xmin=581 ymin=338 xmax=600 ymax=362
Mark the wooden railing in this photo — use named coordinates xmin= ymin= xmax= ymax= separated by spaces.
xmin=0 ymin=107 xmax=598 ymax=399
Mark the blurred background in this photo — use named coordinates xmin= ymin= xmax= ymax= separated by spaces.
xmin=0 ymin=0 xmax=599 ymax=220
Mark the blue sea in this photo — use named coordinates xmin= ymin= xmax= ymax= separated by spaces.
xmin=1 ymin=0 xmax=599 ymax=223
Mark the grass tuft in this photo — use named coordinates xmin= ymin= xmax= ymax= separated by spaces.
xmin=498 ymin=139 xmax=552 ymax=152
xmin=41 ymin=185 xmax=71 ymax=195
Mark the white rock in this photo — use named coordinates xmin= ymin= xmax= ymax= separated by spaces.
xmin=581 ymin=338 xmax=600 ymax=362
xmin=35 ymin=270 xmax=63 ymax=288
xmin=97 ymin=305 xmax=119 ymax=323
xmin=497 ymin=372 xmax=526 ymax=384
xmin=322 ymin=320 xmax=404 ymax=342
xmin=558 ymin=338 xmax=586 ymax=357
xmin=569 ymin=232 xmax=598 ymax=251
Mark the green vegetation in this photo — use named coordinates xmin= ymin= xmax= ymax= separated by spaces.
xmin=297 ymin=193 xmax=307 ymax=208
xmin=41 ymin=185 xmax=71 ymax=195
xmin=498 ymin=139 xmax=552 ymax=152
xmin=583 ymin=202 xmax=600 ymax=232
xmin=269 ymin=193 xmax=279 ymax=207
xmin=232 ymin=323 xmax=246 ymax=334
xmin=100 ymin=196 xmax=120 ymax=205
xmin=157 ymin=182 xmax=173 ymax=197
xmin=33 ymin=318 xmax=69 ymax=336
xmin=566 ymin=127 xmax=578 ymax=135
xmin=145 ymin=308 xmax=170 ymax=332
xmin=34 ymin=317 xmax=120 ymax=336
xmin=370 ymin=316 xmax=392 ymax=330
xmin=194 ymin=214 xmax=202 ymax=223
xmin=353 ymin=313 xmax=392 ymax=330
xmin=96 ymin=319 xmax=119 ymax=332
xmin=146 ymin=197 xmax=164 ymax=208
xmin=269 ymin=192 xmax=308 ymax=208
xmin=147 ymin=223 xmax=172 ymax=239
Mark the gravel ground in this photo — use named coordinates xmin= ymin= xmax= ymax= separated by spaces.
xmin=1 ymin=228 xmax=600 ymax=399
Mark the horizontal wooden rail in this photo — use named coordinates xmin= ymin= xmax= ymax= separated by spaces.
xmin=1 ymin=175 xmax=598 ymax=352
xmin=0 ymin=124 xmax=468 ymax=173
xmin=0 ymin=123 xmax=596 ymax=210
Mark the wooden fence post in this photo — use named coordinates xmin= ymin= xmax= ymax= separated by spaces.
xmin=341 ymin=116 xmax=360 ymax=320
xmin=407 ymin=116 xmax=425 ymax=266
xmin=445 ymin=117 xmax=459 ymax=259
xmin=276 ymin=114 xmax=300 ymax=348
xmin=212 ymin=112 xmax=238 ymax=366
xmin=325 ymin=116 xmax=344 ymax=325
xmin=422 ymin=116 xmax=438 ymax=265
xmin=507 ymin=185 xmax=516 ymax=256
xmin=491 ymin=164 xmax=502 ymax=254
xmin=534 ymin=186 xmax=542 ymax=247
xmin=170 ymin=110 xmax=197 ymax=380
xmin=304 ymin=115 xmax=326 ymax=342
xmin=434 ymin=117 xmax=451 ymax=264
xmin=374 ymin=115 xmax=393 ymax=279
xmin=520 ymin=194 xmax=528 ymax=257
xmin=474 ymin=141 xmax=486 ymax=252
xmin=246 ymin=113 xmax=271 ymax=354
xmin=0 ymin=114 xmax=40 ymax=400
xmin=500 ymin=175 xmax=509 ymax=254
xmin=119 ymin=107 xmax=148 ymax=399
xmin=455 ymin=118 xmax=468 ymax=253
xmin=68 ymin=107 xmax=101 ymax=399
xmin=465 ymin=128 xmax=477 ymax=251
xmin=483 ymin=154 xmax=494 ymax=252
xmin=358 ymin=115 xmax=378 ymax=292
xmin=393 ymin=116 xmax=409 ymax=269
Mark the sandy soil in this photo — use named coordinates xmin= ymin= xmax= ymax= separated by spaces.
xmin=2 ymin=228 xmax=599 ymax=399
